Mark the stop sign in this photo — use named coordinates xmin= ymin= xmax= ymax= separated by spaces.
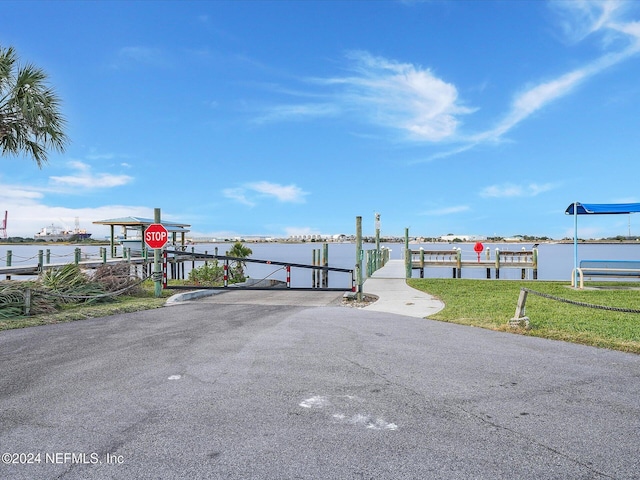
xmin=144 ymin=223 xmax=169 ymax=249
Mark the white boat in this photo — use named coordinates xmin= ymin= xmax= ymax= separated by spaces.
xmin=34 ymin=224 xmax=92 ymax=241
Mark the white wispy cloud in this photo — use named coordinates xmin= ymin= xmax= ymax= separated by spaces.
xmin=421 ymin=1 xmax=640 ymax=161
xmin=247 ymin=181 xmax=308 ymax=202
xmin=49 ymin=161 xmax=133 ymax=190
xmin=0 ymin=184 xmax=43 ymax=201
xmin=222 ymin=187 xmax=255 ymax=207
xmin=224 ymin=181 xmax=309 ymax=205
xmin=478 ymin=1 xmax=640 ymax=142
xmin=0 ymin=178 xmax=154 ymax=238
xmin=250 ymin=2 xmax=640 ymax=160
xmin=551 ymin=0 xmax=632 ymax=44
xmin=253 ymin=103 xmax=339 ymax=124
xmin=255 ymin=50 xmax=473 ymax=141
xmin=112 ymin=46 xmax=171 ymax=69
xmin=480 ymin=182 xmax=556 ymax=198
xmin=421 ymin=205 xmax=470 ymax=216
xmin=329 ymin=51 xmax=475 ymax=141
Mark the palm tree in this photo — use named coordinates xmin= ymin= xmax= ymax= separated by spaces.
xmin=226 ymin=241 xmax=253 ymax=283
xmin=0 ymin=46 xmax=68 ymax=168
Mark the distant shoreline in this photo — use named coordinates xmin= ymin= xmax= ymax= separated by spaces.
xmin=1 ymin=238 xmax=640 ymax=247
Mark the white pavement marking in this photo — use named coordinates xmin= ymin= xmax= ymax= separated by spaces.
xmin=300 ymin=395 xmax=398 ymax=431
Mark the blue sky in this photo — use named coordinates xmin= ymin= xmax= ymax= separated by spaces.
xmin=2 ymin=0 xmax=640 ymax=240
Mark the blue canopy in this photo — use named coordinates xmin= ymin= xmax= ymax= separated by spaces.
xmin=566 ymin=202 xmax=640 ymax=287
xmin=565 ymin=202 xmax=640 ymax=215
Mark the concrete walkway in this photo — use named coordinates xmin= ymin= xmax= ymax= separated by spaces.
xmin=362 ymin=259 xmax=444 ymax=318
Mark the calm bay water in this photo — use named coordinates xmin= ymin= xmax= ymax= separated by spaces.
xmin=2 ymin=242 xmax=640 ymax=287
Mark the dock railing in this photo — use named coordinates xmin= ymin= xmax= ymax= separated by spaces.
xmin=408 ymin=247 xmax=538 ymax=279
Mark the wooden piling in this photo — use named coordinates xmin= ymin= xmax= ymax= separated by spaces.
xmin=323 ymin=243 xmax=328 ymax=288
xmin=486 ymin=248 xmax=491 ymax=279
xmin=356 ymin=216 xmax=363 ymax=301
xmin=404 ymin=228 xmax=411 ymax=279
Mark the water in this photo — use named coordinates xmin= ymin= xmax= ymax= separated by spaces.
xmin=2 ymin=241 xmax=640 ymax=286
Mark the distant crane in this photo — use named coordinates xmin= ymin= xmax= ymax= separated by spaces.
xmin=0 ymin=211 xmax=7 ymax=239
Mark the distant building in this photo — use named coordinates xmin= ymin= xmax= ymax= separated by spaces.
xmin=504 ymin=235 xmax=525 ymax=242
xmin=439 ymin=234 xmax=487 ymax=242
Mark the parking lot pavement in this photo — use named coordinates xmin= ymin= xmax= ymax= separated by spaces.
xmin=2 ymin=298 xmax=640 ymax=479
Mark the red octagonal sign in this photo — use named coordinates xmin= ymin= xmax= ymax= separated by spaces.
xmin=144 ymin=223 xmax=169 ymax=249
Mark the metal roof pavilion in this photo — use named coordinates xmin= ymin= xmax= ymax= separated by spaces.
xmin=565 ymin=202 xmax=640 ymax=287
xmin=565 ymin=203 xmax=640 ymax=215
xmin=93 ymin=216 xmax=190 ymax=232
xmin=93 ymin=216 xmax=191 ymax=257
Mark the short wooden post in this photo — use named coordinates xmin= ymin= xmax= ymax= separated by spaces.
xmin=38 ymin=250 xmax=43 ymax=271
xmin=46 ymin=249 xmax=51 ymax=264
xmin=102 ymin=247 xmax=107 ymax=264
xmin=495 ymin=248 xmax=500 ymax=279
xmin=509 ymin=288 xmax=530 ymax=328
xmin=456 ymin=249 xmax=462 ymax=278
xmin=533 ymin=248 xmax=538 ymax=280
xmin=24 ymin=288 xmax=31 ymax=316
xmin=6 ymin=250 xmax=11 ymax=280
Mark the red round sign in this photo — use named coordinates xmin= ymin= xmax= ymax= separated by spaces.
xmin=473 ymin=242 xmax=484 ymax=253
xmin=144 ymin=223 xmax=169 ymax=249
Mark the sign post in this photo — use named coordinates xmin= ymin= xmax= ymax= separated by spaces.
xmin=144 ymin=209 xmax=168 ymax=297
xmin=474 ymin=242 xmax=484 ymax=263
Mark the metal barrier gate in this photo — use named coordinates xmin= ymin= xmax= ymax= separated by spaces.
xmin=162 ymin=250 xmax=355 ymax=292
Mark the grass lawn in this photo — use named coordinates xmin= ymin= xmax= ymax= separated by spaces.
xmin=407 ymin=279 xmax=640 ymax=354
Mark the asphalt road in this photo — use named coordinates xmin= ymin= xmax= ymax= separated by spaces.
xmin=1 ymin=290 xmax=639 ymax=479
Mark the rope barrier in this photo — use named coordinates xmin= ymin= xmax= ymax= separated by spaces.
xmin=522 ymin=288 xmax=640 ymax=314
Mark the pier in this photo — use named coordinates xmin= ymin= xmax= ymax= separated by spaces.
xmin=0 ymin=247 xmax=152 ymax=280
xmin=407 ymin=247 xmax=538 ymax=279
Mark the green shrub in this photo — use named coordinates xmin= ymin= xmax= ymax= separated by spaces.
xmin=188 ymin=261 xmax=224 ymax=286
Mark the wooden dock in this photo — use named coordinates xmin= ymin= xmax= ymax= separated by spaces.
xmin=409 ymin=248 xmax=538 ymax=279
xmin=0 ymin=256 xmax=152 ymax=279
